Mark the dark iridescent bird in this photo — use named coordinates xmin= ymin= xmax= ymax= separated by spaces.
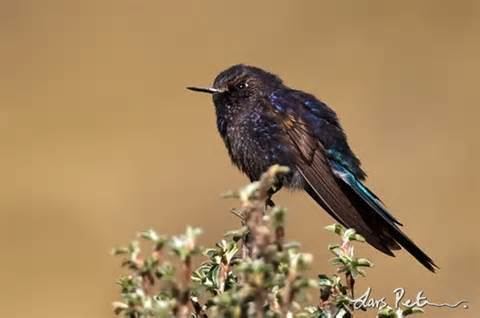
xmin=187 ymin=64 xmax=437 ymax=272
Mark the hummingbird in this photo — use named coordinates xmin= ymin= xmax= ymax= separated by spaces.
xmin=187 ymin=64 xmax=437 ymax=272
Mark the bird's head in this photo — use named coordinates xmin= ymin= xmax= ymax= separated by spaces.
xmin=187 ymin=64 xmax=283 ymax=113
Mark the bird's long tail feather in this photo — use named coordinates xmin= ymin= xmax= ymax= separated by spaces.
xmin=301 ymin=160 xmax=438 ymax=272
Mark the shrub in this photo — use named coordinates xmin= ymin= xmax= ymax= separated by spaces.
xmin=112 ymin=165 xmax=423 ymax=318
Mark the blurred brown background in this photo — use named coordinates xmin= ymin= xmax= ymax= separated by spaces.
xmin=1 ymin=1 xmax=479 ymax=317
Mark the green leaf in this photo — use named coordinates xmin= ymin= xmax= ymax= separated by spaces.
xmin=402 ymin=306 xmax=424 ymax=316
xmin=325 ymin=224 xmax=346 ymax=236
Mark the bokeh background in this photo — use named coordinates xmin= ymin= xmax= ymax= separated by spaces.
xmin=1 ymin=1 xmax=479 ymax=317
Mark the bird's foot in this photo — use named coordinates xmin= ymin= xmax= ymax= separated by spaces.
xmin=265 ymin=182 xmax=282 ymax=209
xmin=266 ymin=198 xmax=276 ymax=208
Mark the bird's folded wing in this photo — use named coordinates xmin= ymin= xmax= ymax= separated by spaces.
xmin=280 ymin=114 xmax=398 ymax=254
xmin=271 ymin=89 xmax=437 ymax=271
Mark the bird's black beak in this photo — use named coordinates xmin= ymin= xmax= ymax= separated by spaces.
xmin=186 ymin=86 xmax=225 ymax=94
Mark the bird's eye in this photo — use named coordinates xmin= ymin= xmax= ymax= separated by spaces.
xmin=237 ymin=82 xmax=248 ymax=90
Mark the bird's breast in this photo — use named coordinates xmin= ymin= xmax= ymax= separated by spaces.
xmin=220 ymin=110 xmax=296 ymax=181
